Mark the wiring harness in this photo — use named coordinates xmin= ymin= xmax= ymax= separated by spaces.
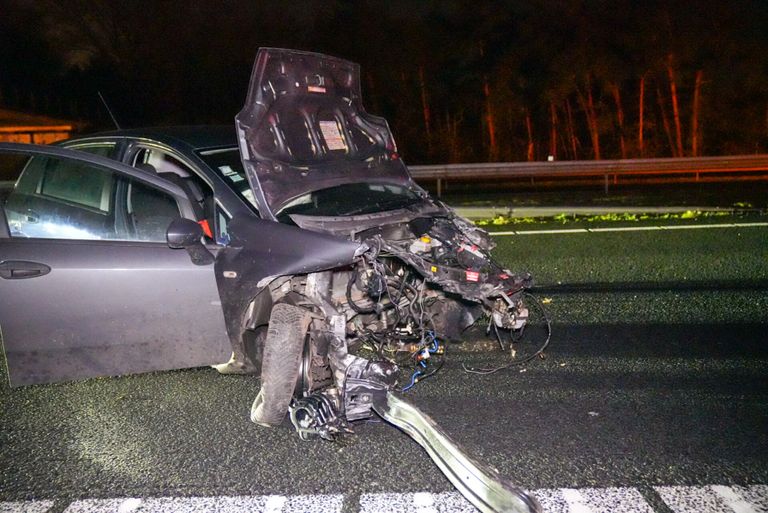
xmin=345 ymin=236 xmax=549 ymax=389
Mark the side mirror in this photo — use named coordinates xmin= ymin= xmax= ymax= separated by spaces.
xmin=166 ymin=218 xmax=214 ymax=265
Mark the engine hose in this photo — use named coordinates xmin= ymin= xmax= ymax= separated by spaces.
xmin=346 ymin=273 xmax=376 ymax=314
xmin=426 ymin=331 xmax=439 ymax=353
xmin=347 ymin=272 xmax=399 ymax=315
xmin=404 ymin=282 xmax=422 ymax=320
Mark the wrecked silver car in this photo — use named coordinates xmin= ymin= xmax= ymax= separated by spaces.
xmin=0 ymin=49 xmax=547 ymax=512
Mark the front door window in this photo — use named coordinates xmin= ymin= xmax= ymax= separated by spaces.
xmin=4 ymin=154 xmax=180 ymax=242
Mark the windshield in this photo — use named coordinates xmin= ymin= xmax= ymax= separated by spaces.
xmin=277 ymin=183 xmax=422 ymax=223
xmin=197 ymin=147 xmax=257 ymax=209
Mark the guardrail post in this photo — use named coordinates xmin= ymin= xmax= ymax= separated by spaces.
xmin=437 ymin=178 xmax=442 ymax=198
xmin=604 ymin=174 xmax=609 ymax=194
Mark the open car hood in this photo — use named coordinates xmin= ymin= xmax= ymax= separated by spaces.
xmin=235 ymin=48 xmax=416 ymax=220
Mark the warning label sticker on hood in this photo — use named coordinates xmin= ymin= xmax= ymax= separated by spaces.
xmin=319 ymin=120 xmax=347 ymax=151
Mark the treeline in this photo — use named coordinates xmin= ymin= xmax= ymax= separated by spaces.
xmin=352 ymin=0 xmax=768 ymax=162
xmin=3 ymin=0 xmax=768 ymax=163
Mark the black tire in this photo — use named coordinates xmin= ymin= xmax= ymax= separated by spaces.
xmin=243 ymin=325 xmax=267 ymax=371
xmin=250 ymin=304 xmax=311 ymax=427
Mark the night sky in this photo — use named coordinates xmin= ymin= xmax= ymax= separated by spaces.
xmin=2 ymin=0 xmax=767 ymax=163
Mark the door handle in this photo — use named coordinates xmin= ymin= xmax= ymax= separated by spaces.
xmin=0 ymin=260 xmax=51 ymax=280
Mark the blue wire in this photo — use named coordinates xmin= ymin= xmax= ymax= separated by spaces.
xmin=402 ymin=369 xmax=424 ymax=391
xmin=403 ymin=332 xmax=441 ymax=392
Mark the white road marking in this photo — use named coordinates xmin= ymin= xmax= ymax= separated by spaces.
xmin=561 ymin=488 xmax=593 ymax=513
xmin=535 ymin=487 xmax=654 ymax=513
xmin=4 ymin=484 xmax=767 ymax=513
xmin=361 ymin=487 xmax=655 ymax=512
xmin=0 ymin=501 xmax=54 ymax=513
xmin=490 ymin=221 xmax=768 ymax=236
xmin=711 ymin=485 xmax=759 ymax=513
xmin=117 ymin=498 xmax=142 ymax=513
xmin=61 ymin=494 xmax=344 ymax=513
xmin=264 ymin=495 xmax=288 ymax=513
xmin=655 ymin=484 xmax=768 ymax=513
xmin=740 ymin=485 xmax=768 ymax=512
xmin=412 ymin=491 xmax=438 ymax=513
xmin=359 ymin=491 xmax=474 ymax=512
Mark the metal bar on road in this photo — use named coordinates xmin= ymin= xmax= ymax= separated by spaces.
xmin=374 ymin=392 xmax=542 ymax=513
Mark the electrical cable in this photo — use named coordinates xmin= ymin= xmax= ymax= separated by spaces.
xmin=462 ymin=292 xmax=551 ymax=375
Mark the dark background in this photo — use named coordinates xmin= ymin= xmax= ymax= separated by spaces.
xmin=2 ymin=0 xmax=768 ymax=164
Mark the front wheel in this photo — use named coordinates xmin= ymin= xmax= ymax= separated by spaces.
xmin=250 ymin=304 xmax=311 ymax=427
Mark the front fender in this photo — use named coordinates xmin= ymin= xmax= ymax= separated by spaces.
xmin=214 ymin=216 xmax=362 ymax=358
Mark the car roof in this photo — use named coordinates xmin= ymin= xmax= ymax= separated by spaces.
xmin=68 ymin=125 xmax=238 ymax=153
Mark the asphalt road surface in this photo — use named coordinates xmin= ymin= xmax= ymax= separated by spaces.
xmin=1 ymin=222 xmax=766 ymax=512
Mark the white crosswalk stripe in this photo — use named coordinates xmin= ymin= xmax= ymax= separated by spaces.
xmin=655 ymin=485 xmax=768 ymax=513
xmin=2 ymin=484 xmax=767 ymax=512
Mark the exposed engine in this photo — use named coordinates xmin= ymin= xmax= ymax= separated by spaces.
xmin=253 ymin=209 xmax=549 ymax=442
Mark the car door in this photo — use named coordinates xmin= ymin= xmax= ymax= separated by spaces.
xmin=0 ymin=143 xmax=231 ymax=386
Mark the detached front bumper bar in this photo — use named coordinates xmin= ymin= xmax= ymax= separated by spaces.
xmin=293 ymin=342 xmax=541 ymax=512
xmin=373 ymin=392 xmax=541 ymax=513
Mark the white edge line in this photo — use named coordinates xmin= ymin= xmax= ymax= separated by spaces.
xmin=490 ymin=222 xmax=768 ymax=236
xmin=589 ymin=226 xmax=662 ymax=232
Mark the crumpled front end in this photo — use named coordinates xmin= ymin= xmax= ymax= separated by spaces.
xmin=232 ymin=48 xmax=546 ymax=513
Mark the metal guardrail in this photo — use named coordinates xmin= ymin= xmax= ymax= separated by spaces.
xmin=409 ymin=155 xmax=768 ymax=195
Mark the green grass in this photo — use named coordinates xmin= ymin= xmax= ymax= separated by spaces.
xmin=491 ymin=223 xmax=768 ymax=287
xmin=480 ymin=212 xmax=768 ymax=232
xmin=437 ymin=181 xmax=768 ymax=209
xmin=491 ymin=223 xmax=768 ymax=325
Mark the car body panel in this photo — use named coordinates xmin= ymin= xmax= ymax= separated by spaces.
xmin=214 ymin=214 xmax=363 ymax=358
xmin=0 ymin=143 xmax=230 ymax=386
xmin=0 ymin=238 xmax=231 ymax=385
xmin=235 ymin=48 xmax=419 ymax=219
